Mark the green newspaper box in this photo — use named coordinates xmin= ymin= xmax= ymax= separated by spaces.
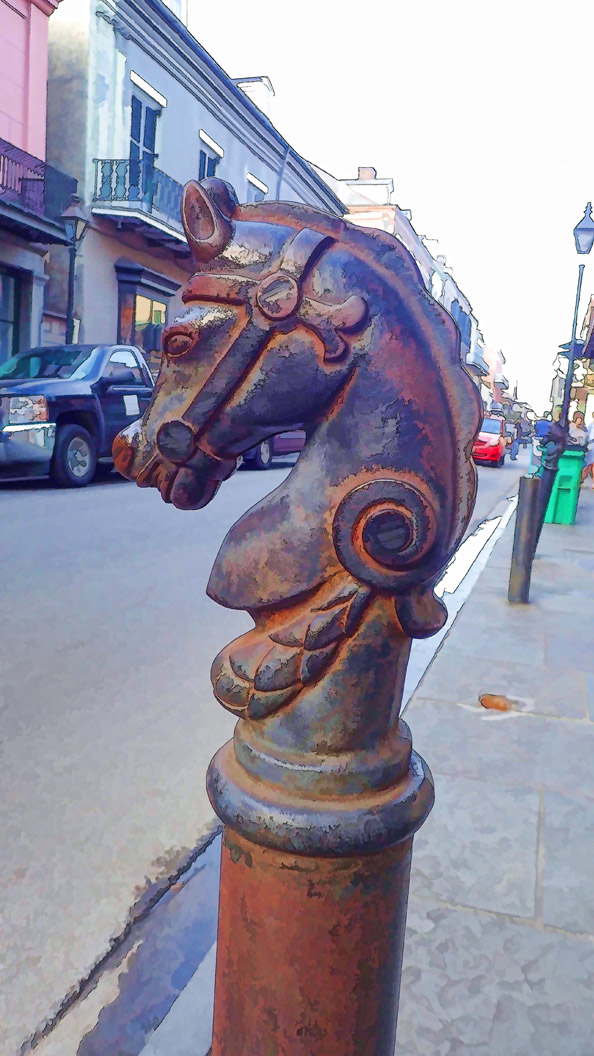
xmin=544 ymin=448 xmax=586 ymax=525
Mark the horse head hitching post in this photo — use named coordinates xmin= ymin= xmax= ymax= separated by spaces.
xmin=114 ymin=178 xmax=481 ymax=1055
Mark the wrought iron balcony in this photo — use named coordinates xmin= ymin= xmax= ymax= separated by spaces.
xmin=92 ymin=158 xmax=185 ymax=237
xmin=0 ymin=136 xmax=77 ymax=243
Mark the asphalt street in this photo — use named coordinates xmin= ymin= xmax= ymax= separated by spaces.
xmin=0 ymin=447 xmax=530 ymax=1055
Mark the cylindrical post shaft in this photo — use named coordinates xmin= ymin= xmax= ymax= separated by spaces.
xmin=561 ymin=263 xmax=585 ymax=429
xmin=66 ymin=242 xmax=76 ymax=344
xmin=211 ymin=829 xmax=413 ymax=1056
xmin=508 ymin=474 xmax=540 ymax=603
xmin=532 ymin=465 xmax=558 ymax=556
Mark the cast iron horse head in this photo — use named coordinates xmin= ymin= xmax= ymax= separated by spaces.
xmin=114 ymin=178 xmax=481 ymax=741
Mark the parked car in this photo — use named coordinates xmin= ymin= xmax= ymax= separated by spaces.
xmin=472 ymin=416 xmax=507 ymax=467
xmin=0 ymin=344 xmax=153 ymax=486
xmin=242 ymin=429 xmax=306 ymax=470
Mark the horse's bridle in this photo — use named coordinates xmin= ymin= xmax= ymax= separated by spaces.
xmin=154 ymin=226 xmax=368 ymax=479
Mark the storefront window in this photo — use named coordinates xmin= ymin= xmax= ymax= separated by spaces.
xmin=115 ymin=261 xmax=180 ymax=375
xmin=134 ymin=294 xmax=167 ymax=377
xmin=0 ymin=268 xmax=19 ymax=366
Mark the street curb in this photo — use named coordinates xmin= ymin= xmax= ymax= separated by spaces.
xmin=21 ymin=823 xmax=222 ymax=1055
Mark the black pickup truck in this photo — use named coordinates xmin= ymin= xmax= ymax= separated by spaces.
xmin=0 ymin=344 xmax=153 ymax=486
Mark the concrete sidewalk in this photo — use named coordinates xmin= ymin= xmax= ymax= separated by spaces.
xmin=398 ymin=486 xmax=594 ymax=1055
xmin=33 ymin=484 xmax=594 ymax=1055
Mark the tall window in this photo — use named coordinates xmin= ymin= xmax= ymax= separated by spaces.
xmin=245 ymin=182 xmax=265 ymax=204
xmin=199 ymin=149 xmax=219 ymax=180
xmin=130 ymin=95 xmax=159 ymax=200
xmin=0 ymin=268 xmax=20 ymax=366
xmin=450 ymin=300 xmax=472 ymax=351
xmin=245 ymin=172 xmax=268 ymax=204
xmin=198 ymin=131 xmax=223 ymax=181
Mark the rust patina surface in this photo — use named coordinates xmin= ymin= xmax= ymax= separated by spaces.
xmin=114 ymin=178 xmax=481 ymax=1054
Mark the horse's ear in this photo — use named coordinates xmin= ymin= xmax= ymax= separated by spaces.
xmin=182 ymin=180 xmax=233 ymax=263
xmin=200 ymin=178 xmax=239 ymax=218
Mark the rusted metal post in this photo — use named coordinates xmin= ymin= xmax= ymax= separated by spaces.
xmin=533 ymin=465 xmax=557 ymax=555
xmin=532 ymin=418 xmax=567 ymax=557
xmin=114 ymin=177 xmax=482 ymax=1055
xmin=508 ymin=474 xmax=540 ymax=603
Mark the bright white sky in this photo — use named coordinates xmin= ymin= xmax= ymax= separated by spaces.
xmin=187 ymin=0 xmax=594 ymax=414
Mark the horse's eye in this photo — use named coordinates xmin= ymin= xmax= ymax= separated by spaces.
xmin=163 ymin=331 xmax=193 ymax=357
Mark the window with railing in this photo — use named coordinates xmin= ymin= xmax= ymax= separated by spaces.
xmin=93 ymin=159 xmax=183 ymax=229
xmin=0 ymin=137 xmax=76 ymax=225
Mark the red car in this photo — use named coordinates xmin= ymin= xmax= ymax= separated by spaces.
xmin=472 ymin=416 xmax=507 ymax=467
xmin=242 ymin=429 xmax=306 ymax=470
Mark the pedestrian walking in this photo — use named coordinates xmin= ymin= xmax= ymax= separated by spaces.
xmin=509 ymin=420 xmax=520 ymax=460
xmin=569 ymin=411 xmax=587 ymax=445
xmin=581 ymin=412 xmax=594 ymax=487
xmin=519 ymin=418 xmax=531 ymax=447
xmin=535 ymin=415 xmax=551 ymax=439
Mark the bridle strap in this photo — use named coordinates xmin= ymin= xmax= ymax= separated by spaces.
xmin=179 ymin=229 xmax=338 ymax=444
xmin=277 ymin=228 xmax=334 ymax=281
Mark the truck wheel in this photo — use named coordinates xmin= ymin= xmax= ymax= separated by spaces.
xmin=50 ymin=424 xmax=97 ymax=487
xmin=253 ymin=440 xmax=272 ymax=470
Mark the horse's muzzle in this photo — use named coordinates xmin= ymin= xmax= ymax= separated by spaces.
xmin=113 ymin=418 xmax=235 ymax=511
xmin=113 ymin=419 xmax=142 ymax=481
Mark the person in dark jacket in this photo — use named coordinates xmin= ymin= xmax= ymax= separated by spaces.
xmin=509 ymin=420 xmax=521 ymax=460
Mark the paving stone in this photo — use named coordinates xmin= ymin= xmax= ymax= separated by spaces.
xmin=440 ymin=609 xmax=546 ymax=666
xmin=542 ymin=792 xmax=594 ymax=934
xmin=411 ymin=775 xmax=539 ymax=917
xmin=408 ymin=698 xmax=594 ymax=802
xmin=538 ymin=591 xmax=594 ymax=615
xmin=585 ymin=674 xmax=594 ymax=720
xmin=397 ymin=899 xmax=594 ymax=1056
xmin=545 ymin=632 xmax=594 ymax=674
xmin=417 ymin=650 xmax=587 ymax=719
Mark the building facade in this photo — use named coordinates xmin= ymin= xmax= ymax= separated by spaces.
xmin=548 ymin=294 xmax=594 ymax=420
xmin=45 ymin=0 xmax=343 ymax=370
xmin=313 ymin=165 xmax=490 ymax=397
xmin=0 ymin=0 xmax=75 ymax=365
xmin=482 ymin=345 xmax=509 ymax=413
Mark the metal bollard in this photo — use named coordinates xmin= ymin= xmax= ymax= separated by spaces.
xmin=508 ymin=475 xmax=541 ymax=603
xmin=532 ymin=419 xmax=567 ymax=557
xmin=532 ymin=465 xmax=557 ymax=557
xmin=114 ymin=178 xmax=482 ymax=1055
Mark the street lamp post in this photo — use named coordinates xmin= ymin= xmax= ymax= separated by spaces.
xmin=61 ymin=197 xmax=90 ymax=344
xmin=561 ymin=203 xmax=594 ymax=427
xmin=531 ymin=203 xmax=594 ymax=560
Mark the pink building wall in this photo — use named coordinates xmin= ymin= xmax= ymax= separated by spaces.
xmin=0 ymin=0 xmax=61 ymax=160
xmin=483 ymin=345 xmax=506 ymax=407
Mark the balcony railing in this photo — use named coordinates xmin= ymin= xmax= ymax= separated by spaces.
xmin=93 ymin=158 xmax=184 ymax=232
xmin=0 ymin=137 xmax=76 ymax=224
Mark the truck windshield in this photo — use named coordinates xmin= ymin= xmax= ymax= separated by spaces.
xmin=0 ymin=347 xmax=97 ymax=381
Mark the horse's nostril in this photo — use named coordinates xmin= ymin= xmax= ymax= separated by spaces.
xmin=156 ymin=420 xmax=196 ymax=464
